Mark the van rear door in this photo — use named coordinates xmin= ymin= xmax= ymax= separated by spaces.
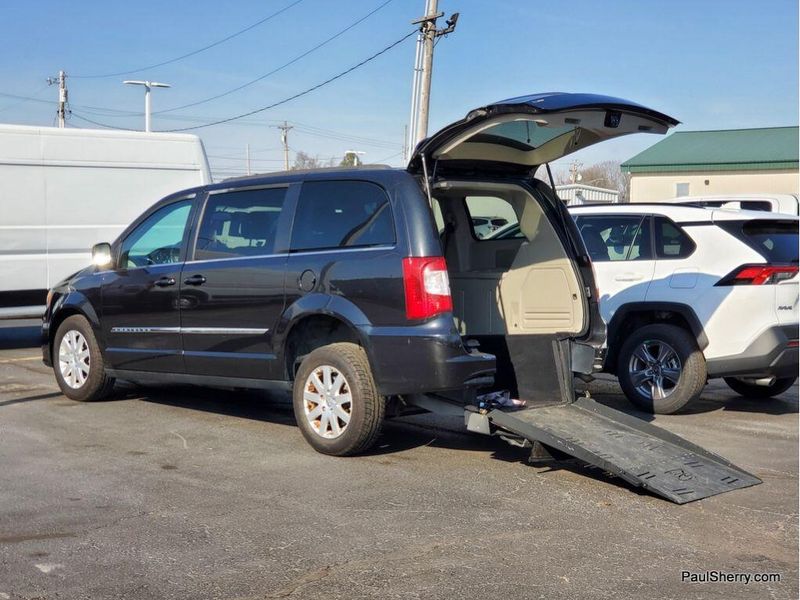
xmin=407 ymin=92 xmax=679 ymax=177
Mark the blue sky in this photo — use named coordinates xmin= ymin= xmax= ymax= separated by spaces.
xmin=1 ymin=0 xmax=797 ymax=178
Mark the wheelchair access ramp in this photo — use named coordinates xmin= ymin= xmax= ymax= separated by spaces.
xmin=487 ymin=396 xmax=761 ymax=504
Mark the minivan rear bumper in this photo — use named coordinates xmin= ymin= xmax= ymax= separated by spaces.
xmin=361 ymin=319 xmax=496 ymax=396
xmin=706 ymin=324 xmax=799 ymax=378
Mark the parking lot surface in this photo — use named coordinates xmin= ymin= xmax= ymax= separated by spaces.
xmin=1 ymin=322 xmax=797 ymax=599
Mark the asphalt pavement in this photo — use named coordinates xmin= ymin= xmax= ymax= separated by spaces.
xmin=0 ymin=321 xmax=797 ymax=599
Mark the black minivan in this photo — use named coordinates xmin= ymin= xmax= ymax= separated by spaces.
xmin=43 ymin=93 xmax=678 ymax=456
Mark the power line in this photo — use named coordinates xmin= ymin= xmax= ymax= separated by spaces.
xmin=70 ymin=112 xmax=136 ymax=131
xmin=72 ymin=105 xmax=403 ymax=148
xmin=153 ymin=0 xmax=396 ymax=115
xmin=0 ymin=85 xmax=51 ymax=113
xmin=71 ymin=0 xmax=305 ymax=79
xmin=159 ymin=30 xmax=417 ymax=133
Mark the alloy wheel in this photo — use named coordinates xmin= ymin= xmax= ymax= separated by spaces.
xmin=58 ymin=330 xmax=91 ymax=389
xmin=628 ymin=340 xmax=681 ymax=401
xmin=303 ymin=365 xmax=352 ymax=439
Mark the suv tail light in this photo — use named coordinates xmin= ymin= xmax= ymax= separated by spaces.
xmin=716 ymin=264 xmax=799 ymax=286
xmin=402 ymin=256 xmax=452 ymax=320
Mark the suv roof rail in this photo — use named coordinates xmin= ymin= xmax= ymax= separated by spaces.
xmin=567 ymin=202 xmax=713 ymax=210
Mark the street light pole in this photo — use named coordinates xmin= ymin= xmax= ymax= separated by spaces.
xmin=123 ymin=80 xmax=171 ymax=132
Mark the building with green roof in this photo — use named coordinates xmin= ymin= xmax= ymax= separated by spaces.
xmin=621 ymin=126 xmax=798 ymax=202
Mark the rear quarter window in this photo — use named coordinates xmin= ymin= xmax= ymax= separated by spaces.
xmin=723 ymin=220 xmax=800 ymax=263
xmin=654 ymin=216 xmax=695 ymax=259
xmin=290 ymin=180 xmax=395 ymax=251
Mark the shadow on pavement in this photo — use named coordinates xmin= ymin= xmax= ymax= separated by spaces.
xmin=584 ymin=377 xmax=798 ymax=418
xmin=0 ymin=391 xmax=62 ymax=407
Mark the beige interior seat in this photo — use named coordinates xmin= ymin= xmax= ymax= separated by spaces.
xmin=498 ymin=200 xmax=583 ymax=335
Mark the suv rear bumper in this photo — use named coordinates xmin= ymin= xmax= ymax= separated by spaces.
xmin=706 ymin=324 xmax=798 ymax=378
xmin=361 ymin=321 xmax=496 ymax=396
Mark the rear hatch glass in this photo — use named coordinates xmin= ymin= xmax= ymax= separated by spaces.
xmin=738 ymin=220 xmax=799 ymax=263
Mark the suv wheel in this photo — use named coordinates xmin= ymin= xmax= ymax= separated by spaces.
xmin=53 ymin=315 xmax=115 ymax=401
xmin=292 ymin=342 xmax=384 ymax=456
xmin=723 ymin=376 xmax=797 ymax=399
xmin=617 ymin=324 xmax=706 ymax=414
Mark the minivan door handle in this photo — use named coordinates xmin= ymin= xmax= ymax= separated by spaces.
xmin=183 ymin=274 xmax=207 ymax=286
xmin=154 ymin=276 xmax=176 ymax=287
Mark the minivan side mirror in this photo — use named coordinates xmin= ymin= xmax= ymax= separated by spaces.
xmin=91 ymin=242 xmax=113 ymax=268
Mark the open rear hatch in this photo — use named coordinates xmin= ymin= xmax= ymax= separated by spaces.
xmin=408 ymin=92 xmax=679 ymax=178
xmin=409 ymin=93 xmax=761 ymax=503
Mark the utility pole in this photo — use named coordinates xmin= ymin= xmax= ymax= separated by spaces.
xmin=274 ymin=121 xmax=293 ymax=170
xmin=569 ymin=160 xmax=583 ymax=184
xmin=409 ymin=3 xmax=459 ymax=150
xmin=246 ymin=144 xmax=251 ymax=175
xmin=47 ymin=70 xmax=68 ymax=128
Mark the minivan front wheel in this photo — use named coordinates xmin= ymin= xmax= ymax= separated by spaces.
xmin=617 ymin=324 xmax=706 ymax=414
xmin=293 ymin=342 xmax=384 ymax=456
xmin=53 ymin=315 xmax=115 ymax=401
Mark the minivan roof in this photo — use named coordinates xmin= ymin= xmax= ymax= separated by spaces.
xmin=220 ymin=164 xmax=392 ymax=183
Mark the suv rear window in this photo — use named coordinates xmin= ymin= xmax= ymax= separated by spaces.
xmin=723 ymin=220 xmax=799 ymax=263
xmin=290 ymin=181 xmax=395 ymax=251
xmin=574 ymin=215 xmax=651 ymax=262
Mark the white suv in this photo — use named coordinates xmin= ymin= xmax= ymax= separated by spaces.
xmin=568 ymin=204 xmax=798 ymax=413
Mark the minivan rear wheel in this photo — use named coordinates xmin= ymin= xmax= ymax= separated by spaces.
xmin=292 ymin=342 xmax=384 ymax=456
xmin=53 ymin=315 xmax=115 ymax=401
xmin=617 ymin=324 xmax=706 ymax=414
xmin=723 ymin=376 xmax=797 ymax=399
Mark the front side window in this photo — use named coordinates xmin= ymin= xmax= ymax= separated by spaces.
xmin=464 ymin=196 xmax=522 ymax=240
xmin=290 ymin=181 xmax=395 ymax=251
xmin=120 ymin=199 xmax=192 ymax=268
xmin=654 ymin=216 xmax=695 ymax=258
xmin=575 ymin=215 xmax=651 ymax=262
xmin=195 ymin=187 xmax=287 ymax=260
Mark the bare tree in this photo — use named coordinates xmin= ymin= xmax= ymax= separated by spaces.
xmin=575 ymin=161 xmax=631 ymax=202
xmin=339 ymin=152 xmax=358 ymax=168
xmin=292 ymin=151 xmax=335 ymax=170
xmin=553 ymin=160 xmax=631 ymax=202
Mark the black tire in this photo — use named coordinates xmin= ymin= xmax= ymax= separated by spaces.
xmin=53 ymin=315 xmax=115 ymax=401
xmin=724 ymin=376 xmax=797 ymax=399
xmin=292 ymin=342 xmax=384 ymax=456
xmin=617 ymin=324 xmax=706 ymax=414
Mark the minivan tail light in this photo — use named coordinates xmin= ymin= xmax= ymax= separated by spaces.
xmin=402 ymin=256 xmax=453 ymax=320
xmin=716 ymin=264 xmax=799 ymax=286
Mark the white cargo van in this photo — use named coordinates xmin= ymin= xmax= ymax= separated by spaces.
xmin=0 ymin=124 xmax=211 ymax=318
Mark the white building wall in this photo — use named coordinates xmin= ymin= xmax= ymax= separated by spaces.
xmin=629 ymin=169 xmax=799 ymax=202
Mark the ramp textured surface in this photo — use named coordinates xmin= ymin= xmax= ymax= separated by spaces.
xmin=489 ymin=397 xmax=761 ymax=503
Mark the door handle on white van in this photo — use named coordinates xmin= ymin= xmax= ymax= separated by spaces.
xmin=614 ymin=273 xmax=644 ymax=282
